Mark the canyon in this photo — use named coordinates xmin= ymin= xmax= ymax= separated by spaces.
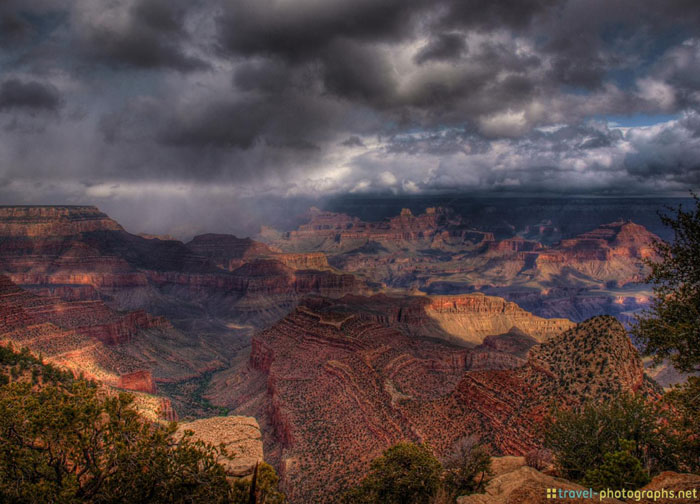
xmin=260 ymin=207 xmax=660 ymax=323
xmin=0 ymin=204 xmax=675 ymax=503
xmin=0 ymin=206 xmax=362 ymax=325
xmin=207 ymin=296 xmax=656 ymax=501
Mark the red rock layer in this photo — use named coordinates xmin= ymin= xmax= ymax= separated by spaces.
xmin=265 ymin=206 xmax=494 ymax=252
xmin=118 ymin=370 xmax=157 ymax=394
xmin=0 ymin=274 xmax=159 ymax=395
xmin=0 ymin=206 xmax=123 ymax=236
xmin=0 ymin=207 xmax=364 ymax=325
xmin=220 ymin=295 xmax=655 ymax=503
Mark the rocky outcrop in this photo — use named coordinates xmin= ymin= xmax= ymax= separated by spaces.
xmin=118 ymin=370 xmax=157 ymax=394
xmin=299 ymin=293 xmax=574 ymax=345
xmin=423 ymin=294 xmax=575 ymax=344
xmin=176 ymin=416 xmax=264 ymax=477
xmin=456 ymin=466 xmax=624 ymax=504
xmin=527 ymin=315 xmax=657 ymax=401
xmin=263 ymin=206 xmax=493 ymax=253
xmin=186 ymin=234 xmax=276 ymax=271
xmin=213 ymin=295 xmax=654 ymax=502
xmin=636 ymin=472 xmax=700 ymax=504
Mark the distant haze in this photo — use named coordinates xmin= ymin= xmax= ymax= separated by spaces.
xmin=74 ymin=195 xmax=694 ymax=242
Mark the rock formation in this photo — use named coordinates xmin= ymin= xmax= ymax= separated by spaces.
xmin=261 ymin=206 xmax=494 ymax=254
xmin=0 ymin=205 xmax=365 ymax=343
xmin=456 ymin=466 xmax=624 ymax=504
xmin=208 ymin=292 xmax=655 ymax=502
xmin=177 ymin=416 xmax=264 ymax=477
xmin=262 ymin=207 xmax=661 ymax=322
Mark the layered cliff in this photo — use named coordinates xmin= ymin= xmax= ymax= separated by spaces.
xmin=297 ymin=293 xmax=574 ymax=345
xmin=0 ymin=275 xmax=225 ymax=400
xmin=0 ymin=206 xmax=364 ymax=329
xmin=209 ymin=295 xmax=654 ymax=502
xmin=0 ymin=206 xmax=123 ymax=236
xmin=186 ymin=233 xmax=277 ymax=271
xmin=268 ymin=208 xmax=661 ymax=322
xmin=0 ymin=273 xmax=154 ymax=392
xmin=262 ymin=206 xmax=494 ymax=253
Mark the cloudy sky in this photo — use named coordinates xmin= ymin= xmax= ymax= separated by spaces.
xmin=1 ymin=0 xmax=699 ymax=235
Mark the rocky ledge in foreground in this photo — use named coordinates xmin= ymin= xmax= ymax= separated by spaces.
xmin=176 ymin=416 xmax=264 ymax=477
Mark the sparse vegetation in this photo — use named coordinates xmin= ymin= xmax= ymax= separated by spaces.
xmin=442 ymin=436 xmax=492 ymax=497
xmin=525 ymin=448 xmax=553 ymax=472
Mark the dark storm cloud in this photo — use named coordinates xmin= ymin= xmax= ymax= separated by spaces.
xmin=79 ymin=0 xmax=206 ymax=71
xmin=0 ymin=12 xmax=30 ymax=47
xmin=2 ymin=0 xmax=700 ymax=233
xmin=437 ymin=0 xmax=558 ymax=31
xmin=320 ymin=39 xmax=397 ymax=105
xmin=216 ymin=0 xmax=427 ymax=59
xmin=0 ymin=79 xmax=61 ymax=111
xmin=158 ymin=100 xmax=269 ymax=149
xmin=414 ymin=33 xmax=468 ymax=64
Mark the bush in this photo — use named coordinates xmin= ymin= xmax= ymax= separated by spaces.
xmin=583 ymin=440 xmax=650 ymax=490
xmin=0 ymin=347 xmax=286 ymax=504
xmin=544 ymin=395 xmax=680 ymax=482
xmin=632 ymin=194 xmax=700 ymax=375
xmin=343 ymin=443 xmax=443 ymax=504
xmin=442 ymin=436 xmax=492 ymax=496
xmin=232 ymin=462 xmax=287 ymax=504
xmin=664 ymin=376 xmax=700 ymax=472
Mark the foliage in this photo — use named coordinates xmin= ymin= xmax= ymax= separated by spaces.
xmin=632 ymin=194 xmax=700 ymax=373
xmin=629 ymin=196 xmax=700 ymax=475
xmin=664 ymin=376 xmax=700 ymax=472
xmin=232 ymin=463 xmax=287 ymax=504
xmin=0 ymin=345 xmax=286 ymax=504
xmin=343 ymin=443 xmax=443 ymax=504
xmin=583 ymin=440 xmax=650 ymax=490
xmin=544 ymin=394 xmax=681 ymax=482
xmin=442 ymin=436 xmax=491 ymax=496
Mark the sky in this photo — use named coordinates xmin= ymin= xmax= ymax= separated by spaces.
xmin=1 ymin=0 xmax=700 ymax=236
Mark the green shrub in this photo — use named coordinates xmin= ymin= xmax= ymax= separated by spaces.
xmin=545 ymin=395 xmax=680 ymax=482
xmin=583 ymin=440 xmax=650 ymax=490
xmin=343 ymin=443 xmax=443 ymax=504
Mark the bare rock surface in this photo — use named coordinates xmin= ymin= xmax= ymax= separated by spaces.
xmin=457 ymin=466 xmax=624 ymax=504
xmin=177 ymin=416 xmax=264 ymax=477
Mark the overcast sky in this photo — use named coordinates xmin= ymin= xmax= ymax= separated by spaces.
xmin=1 ymin=0 xmax=699 ymax=235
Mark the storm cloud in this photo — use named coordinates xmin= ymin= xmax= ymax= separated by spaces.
xmin=1 ymin=0 xmax=700 ymax=235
